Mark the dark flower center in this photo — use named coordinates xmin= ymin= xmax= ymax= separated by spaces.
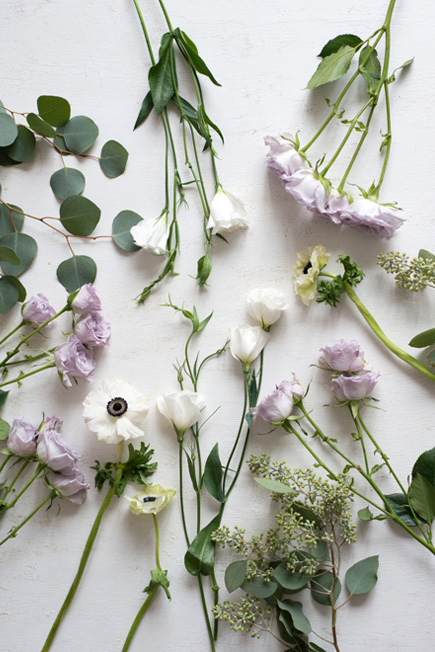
xmin=106 ymin=397 xmax=128 ymax=417
xmin=303 ymin=261 xmax=312 ymax=274
xmin=143 ymin=496 xmax=157 ymax=503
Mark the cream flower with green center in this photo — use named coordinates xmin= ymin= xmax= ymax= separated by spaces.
xmin=293 ymin=244 xmax=330 ymax=305
xmin=125 ymin=484 xmax=176 ymax=515
xmin=82 ymin=377 xmax=150 ymax=444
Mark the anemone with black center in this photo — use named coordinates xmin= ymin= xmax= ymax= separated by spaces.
xmin=143 ymin=496 xmax=157 ymax=503
xmin=303 ymin=261 xmax=313 ymax=274
xmin=106 ymin=397 xmax=128 ymax=417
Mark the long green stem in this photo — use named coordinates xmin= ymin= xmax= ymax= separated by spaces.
xmin=1 ymin=459 xmax=30 ymax=501
xmin=178 ymin=440 xmax=190 ymax=546
xmin=351 ymin=409 xmax=370 ymax=475
xmin=0 ymin=320 xmax=25 ymax=347
xmin=40 ymin=442 xmax=124 ymax=652
xmin=0 ymin=455 xmax=10 ymax=474
xmin=337 ymin=102 xmax=376 ymax=191
xmin=5 ymin=462 xmax=44 ymax=510
xmin=222 ymin=369 xmax=249 ymax=492
xmin=0 ymin=490 xmax=55 ymax=546
xmin=0 ymin=361 xmax=56 ymax=389
xmin=197 ymin=575 xmax=217 ymax=652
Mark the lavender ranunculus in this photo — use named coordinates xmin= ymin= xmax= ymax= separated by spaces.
xmin=47 ymin=469 xmax=90 ymax=505
xmin=265 ymin=133 xmax=309 ymax=180
xmin=22 ymin=294 xmax=56 ymax=328
xmin=320 ymin=189 xmax=350 ymax=225
xmin=339 ymin=196 xmax=404 ymax=238
xmin=36 ymin=429 xmax=79 ymax=474
xmin=330 ymin=371 xmax=380 ymax=402
xmin=6 ymin=418 xmax=38 ymax=457
xmin=74 ymin=312 xmax=111 ymax=348
xmin=319 ymin=340 xmax=366 ymax=373
xmin=284 ymin=168 xmax=328 ymax=214
xmin=41 ymin=415 xmax=62 ymax=432
xmin=278 ymin=376 xmax=304 ymax=400
xmin=253 ymin=376 xmax=303 ymax=425
xmin=54 ymin=335 xmax=96 ymax=387
xmin=71 ymin=284 xmax=102 ymax=314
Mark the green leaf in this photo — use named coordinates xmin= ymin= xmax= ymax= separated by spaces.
xmin=0 ymin=390 xmax=8 ymax=409
xmin=3 ymin=276 xmax=26 ymax=302
xmin=112 ymin=210 xmax=142 ymax=252
xmin=409 ymin=328 xmax=435 ymax=348
xmin=389 ymin=58 xmax=414 ymax=83
xmin=37 ymin=95 xmax=71 ymax=127
xmin=6 ymin=126 xmax=36 ymax=163
xmin=412 ymin=447 xmax=435 ymax=488
xmin=277 ymin=599 xmax=311 ymax=634
xmin=254 ymin=477 xmax=297 ymax=494
xmin=358 ymin=507 xmax=374 ymax=521
xmin=225 ymin=560 xmax=247 ymax=593
xmin=59 ymin=195 xmax=100 ymax=236
xmin=134 ymin=91 xmax=154 ymax=130
xmin=307 ymin=46 xmax=356 ymax=89
xmin=345 ymin=555 xmax=379 ymax=595
xmin=63 ymin=116 xmax=99 ymax=154
xmin=50 ymin=168 xmax=86 ymax=200
xmin=384 ymin=493 xmax=422 ymax=527
xmin=318 ymin=34 xmax=363 ymax=58
xmin=203 ymin=443 xmax=225 ymax=503
xmin=56 ymin=255 xmax=97 ymax=292
xmin=0 ymin=277 xmax=19 ymax=313
xmin=0 ymin=233 xmax=37 ymax=276
xmin=0 ymin=148 xmax=20 ymax=167
xmin=144 ymin=568 xmax=171 ymax=599
xmin=0 ymin=245 xmax=21 ymax=265
xmin=174 ymin=29 xmax=221 ymax=86
xmin=242 ymin=575 xmax=278 ymax=598
xmin=184 ymin=514 xmax=221 ymax=576
xmin=99 ymin=140 xmax=129 ymax=178
xmin=309 ymin=643 xmax=328 ymax=652
xmin=198 ymin=104 xmax=224 ymax=143
xmin=53 ymin=127 xmax=71 ymax=156
xmin=173 ymin=95 xmax=199 ymax=121
xmin=310 ymin=572 xmax=341 ymax=606
xmin=196 ymin=255 xmax=212 ymax=287
xmin=148 ymin=34 xmax=174 ymax=114
xmin=0 ymin=418 xmax=10 ymax=440
xmin=0 ymin=203 xmax=24 ymax=238
xmin=418 ymin=249 xmax=435 ymax=263
xmin=273 ymin=565 xmax=310 ymax=592
xmin=0 ymin=113 xmax=19 ymax=147
xmin=359 ymin=46 xmax=381 ymax=92
xmin=184 ymin=449 xmax=198 ymax=492
xmin=291 ymin=503 xmax=323 ymax=528
xmin=427 ymin=350 xmax=435 ymax=367
xmin=26 ymin=113 xmax=56 ymax=138
xmin=409 ymin=473 xmax=435 ymax=523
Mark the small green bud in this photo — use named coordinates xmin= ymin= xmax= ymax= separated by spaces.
xmin=196 ymin=255 xmax=212 ymax=287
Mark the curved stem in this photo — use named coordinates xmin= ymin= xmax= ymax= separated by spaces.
xmin=0 ymin=320 xmax=25 ymax=347
xmin=178 ymin=440 xmax=190 ymax=546
xmin=0 ymin=490 xmax=55 ymax=546
xmin=121 ymin=588 xmax=159 ymax=652
xmin=5 ymin=462 xmax=44 ymax=510
xmin=0 ymin=361 xmax=56 ymax=389
xmin=1 ymin=459 xmax=30 ymax=501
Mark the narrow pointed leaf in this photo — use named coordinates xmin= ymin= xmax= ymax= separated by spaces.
xmin=345 ymin=555 xmax=379 ymax=595
xmin=148 ymin=35 xmax=174 ymax=114
xmin=307 ymin=46 xmax=356 ymax=89
xmin=409 ymin=328 xmax=435 ymax=348
xmin=175 ymin=29 xmax=221 ymax=86
xmin=184 ymin=514 xmax=221 ymax=576
xmin=203 ymin=443 xmax=224 ymax=502
xmin=134 ymin=91 xmax=154 ymax=130
xmin=254 ymin=477 xmax=296 ymax=494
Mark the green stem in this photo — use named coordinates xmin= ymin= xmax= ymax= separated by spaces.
xmin=377 ymin=75 xmax=392 ymax=193
xmin=0 ymin=490 xmax=55 ymax=546
xmin=222 ymin=369 xmax=249 ymax=492
xmin=152 ymin=513 xmax=162 ymax=570
xmin=40 ymin=442 xmax=124 ymax=652
xmin=197 ymin=575 xmax=217 ymax=652
xmin=157 ymin=0 xmax=173 ymax=31
xmin=350 ymin=408 xmax=370 ymax=474
xmin=5 ymin=462 xmax=44 ymax=510
xmin=1 ymin=459 xmax=30 ymax=501
xmin=0 ymin=320 xmax=25 ymax=347
xmin=131 ymin=0 xmax=155 ymax=65
xmin=121 ymin=588 xmax=159 ymax=652
xmin=337 ymin=102 xmax=376 ymax=191
xmin=0 ymin=361 xmax=56 ymax=389
xmin=0 ymin=455 xmax=10 ymax=474
xmin=178 ymin=440 xmax=190 ymax=546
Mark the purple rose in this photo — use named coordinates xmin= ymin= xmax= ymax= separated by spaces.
xmin=47 ymin=470 xmax=90 ymax=505
xmin=330 ymin=371 xmax=380 ymax=402
xmin=71 ymin=284 xmax=102 ymax=314
xmin=22 ymin=294 xmax=56 ymax=329
xmin=319 ymin=340 xmax=365 ymax=373
xmin=6 ymin=418 xmax=38 ymax=456
xmin=54 ymin=335 xmax=96 ymax=387
xmin=36 ymin=429 xmax=78 ymax=473
xmin=253 ymin=377 xmax=303 ymax=425
xmin=278 ymin=376 xmax=304 ymax=400
xmin=74 ymin=312 xmax=111 ymax=348
xmin=41 ymin=415 xmax=62 ymax=432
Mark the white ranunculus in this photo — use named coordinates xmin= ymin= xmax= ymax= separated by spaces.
xmin=125 ymin=484 xmax=176 ymax=515
xmin=82 ymin=377 xmax=150 ymax=444
xmin=246 ymin=288 xmax=288 ymax=328
xmin=156 ymin=390 xmax=205 ymax=437
xmin=208 ymin=186 xmax=248 ymax=234
xmin=130 ymin=212 xmax=169 ymax=255
xmin=230 ymin=325 xmax=270 ymax=367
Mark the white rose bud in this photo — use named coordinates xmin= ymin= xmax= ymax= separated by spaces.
xmin=156 ymin=390 xmax=206 ymax=439
xmin=246 ymin=288 xmax=288 ymax=329
xmin=230 ymin=325 xmax=270 ymax=368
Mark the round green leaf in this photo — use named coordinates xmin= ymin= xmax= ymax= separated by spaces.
xmin=274 ymin=565 xmax=310 ymax=592
xmin=112 ymin=210 xmax=142 ymax=251
xmin=310 ymin=572 xmax=341 ymax=606
xmin=225 ymin=560 xmax=247 ymax=593
xmin=99 ymin=140 xmax=129 ymax=178
xmin=0 ymin=277 xmax=19 ymax=314
xmin=242 ymin=576 xmax=278 ymax=599
xmin=56 ymin=255 xmax=97 ymax=292
xmin=2 ymin=276 xmax=26 ymax=302
xmin=37 ymin=95 xmax=71 ymax=127
xmin=50 ymin=168 xmax=86 ymax=200
xmin=345 ymin=556 xmax=379 ymax=596
xmin=0 ymin=203 xmax=24 ymax=238
xmin=53 ymin=127 xmax=71 ymax=156
xmin=0 ymin=148 xmax=20 ymax=167
xmin=26 ymin=113 xmax=56 ymax=138
xmin=0 ymin=418 xmax=10 ymax=440
xmin=0 ymin=113 xmax=18 ymax=147
xmin=0 ymin=245 xmax=21 ymax=265
xmin=6 ymin=125 xmax=36 ymax=163
xmin=0 ymin=233 xmax=37 ymax=276
xmin=63 ymin=116 xmax=99 ymax=155
xmin=59 ymin=195 xmax=100 ymax=236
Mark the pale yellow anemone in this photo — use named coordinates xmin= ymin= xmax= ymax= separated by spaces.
xmin=125 ymin=484 xmax=176 ymax=515
xmin=293 ymin=244 xmax=330 ymax=305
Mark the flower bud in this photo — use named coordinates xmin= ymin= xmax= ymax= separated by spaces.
xmin=230 ymin=325 xmax=269 ymax=367
xmin=209 ymin=186 xmax=248 ymax=234
xmin=246 ymin=288 xmax=288 ymax=328
xmin=22 ymin=294 xmax=56 ymax=328
xmin=196 ymin=255 xmax=213 ymax=287
xmin=319 ymin=339 xmax=365 ymax=373
xmin=330 ymin=371 xmax=380 ymax=402
xmin=6 ymin=418 xmax=38 ymax=457
xmin=157 ymin=391 xmax=205 ymax=439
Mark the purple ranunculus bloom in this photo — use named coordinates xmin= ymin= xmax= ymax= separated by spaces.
xmin=284 ymin=168 xmax=328 ymax=215
xmin=330 ymin=370 xmax=380 ymax=402
xmin=265 ymin=133 xmax=309 ymax=180
xmin=6 ymin=418 xmax=38 ymax=457
xmin=339 ymin=196 xmax=404 ymax=239
xmin=320 ymin=189 xmax=350 ymax=225
xmin=47 ymin=469 xmax=90 ymax=505
xmin=22 ymin=294 xmax=56 ymax=328
xmin=54 ymin=334 xmax=96 ymax=387
xmin=320 ymin=340 xmax=366 ymax=373
xmin=41 ymin=415 xmax=62 ymax=432
xmin=278 ymin=375 xmax=304 ymax=400
xmin=71 ymin=284 xmax=102 ymax=314
xmin=253 ymin=376 xmax=303 ymax=425
xmin=36 ymin=429 xmax=79 ymax=474
xmin=74 ymin=312 xmax=111 ymax=348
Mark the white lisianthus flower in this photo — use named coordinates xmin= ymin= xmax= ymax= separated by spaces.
xmin=230 ymin=325 xmax=270 ymax=367
xmin=208 ymin=185 xmax=248 ymax=234
xmin=82 ymin=377 xmax=150 ymax=444
xmin=293 ymin=244 xmax=330 ymax=306
xmin=125 ymin=484 xmax=176 ymax=515
xmin=157 ymin=390 xmax=205 ymax=438
xmin=247 ymin=288 xmax=288 ymax=329
xmin=130 ymin=212 xmax=169 ymax=255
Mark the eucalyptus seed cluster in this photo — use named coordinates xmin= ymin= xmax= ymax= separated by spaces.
xmin=378 ymin=251 xmax=435 ymax=291
xmin=212 ymin=594 xmax=272 ymax=636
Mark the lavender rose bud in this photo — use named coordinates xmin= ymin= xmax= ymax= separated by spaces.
xmin=41 ymin=415 xmax=62 ymax=432
xmin=278 ymin=376 xmax=304 ymax=400
xmin=36 ymin=429 xmax=79 ymax=474
xmin=253 ymin=376 xmax=303 ymax=425
xmin=22 ymin=294 xmax=56 ymax=329
xmin=319 ymin=340 xmax=365 ymax=373
xmin=6 ymin=418 xmax=38 ymax=456
xmin=330 ymin=371 xmax=380 ymax=402
xmin=54 ymin=334 xmax=96 ymax=387
xmin=74 ymin=312 xmax=111 ymax=348
xmin=47 ymin=469 xmax=90 ymax=505
xmin=71 ymin=284 xmax=102 ymax=314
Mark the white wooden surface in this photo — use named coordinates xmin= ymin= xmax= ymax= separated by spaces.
xmin=1 ymin=1 xmax=434 ymax=650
